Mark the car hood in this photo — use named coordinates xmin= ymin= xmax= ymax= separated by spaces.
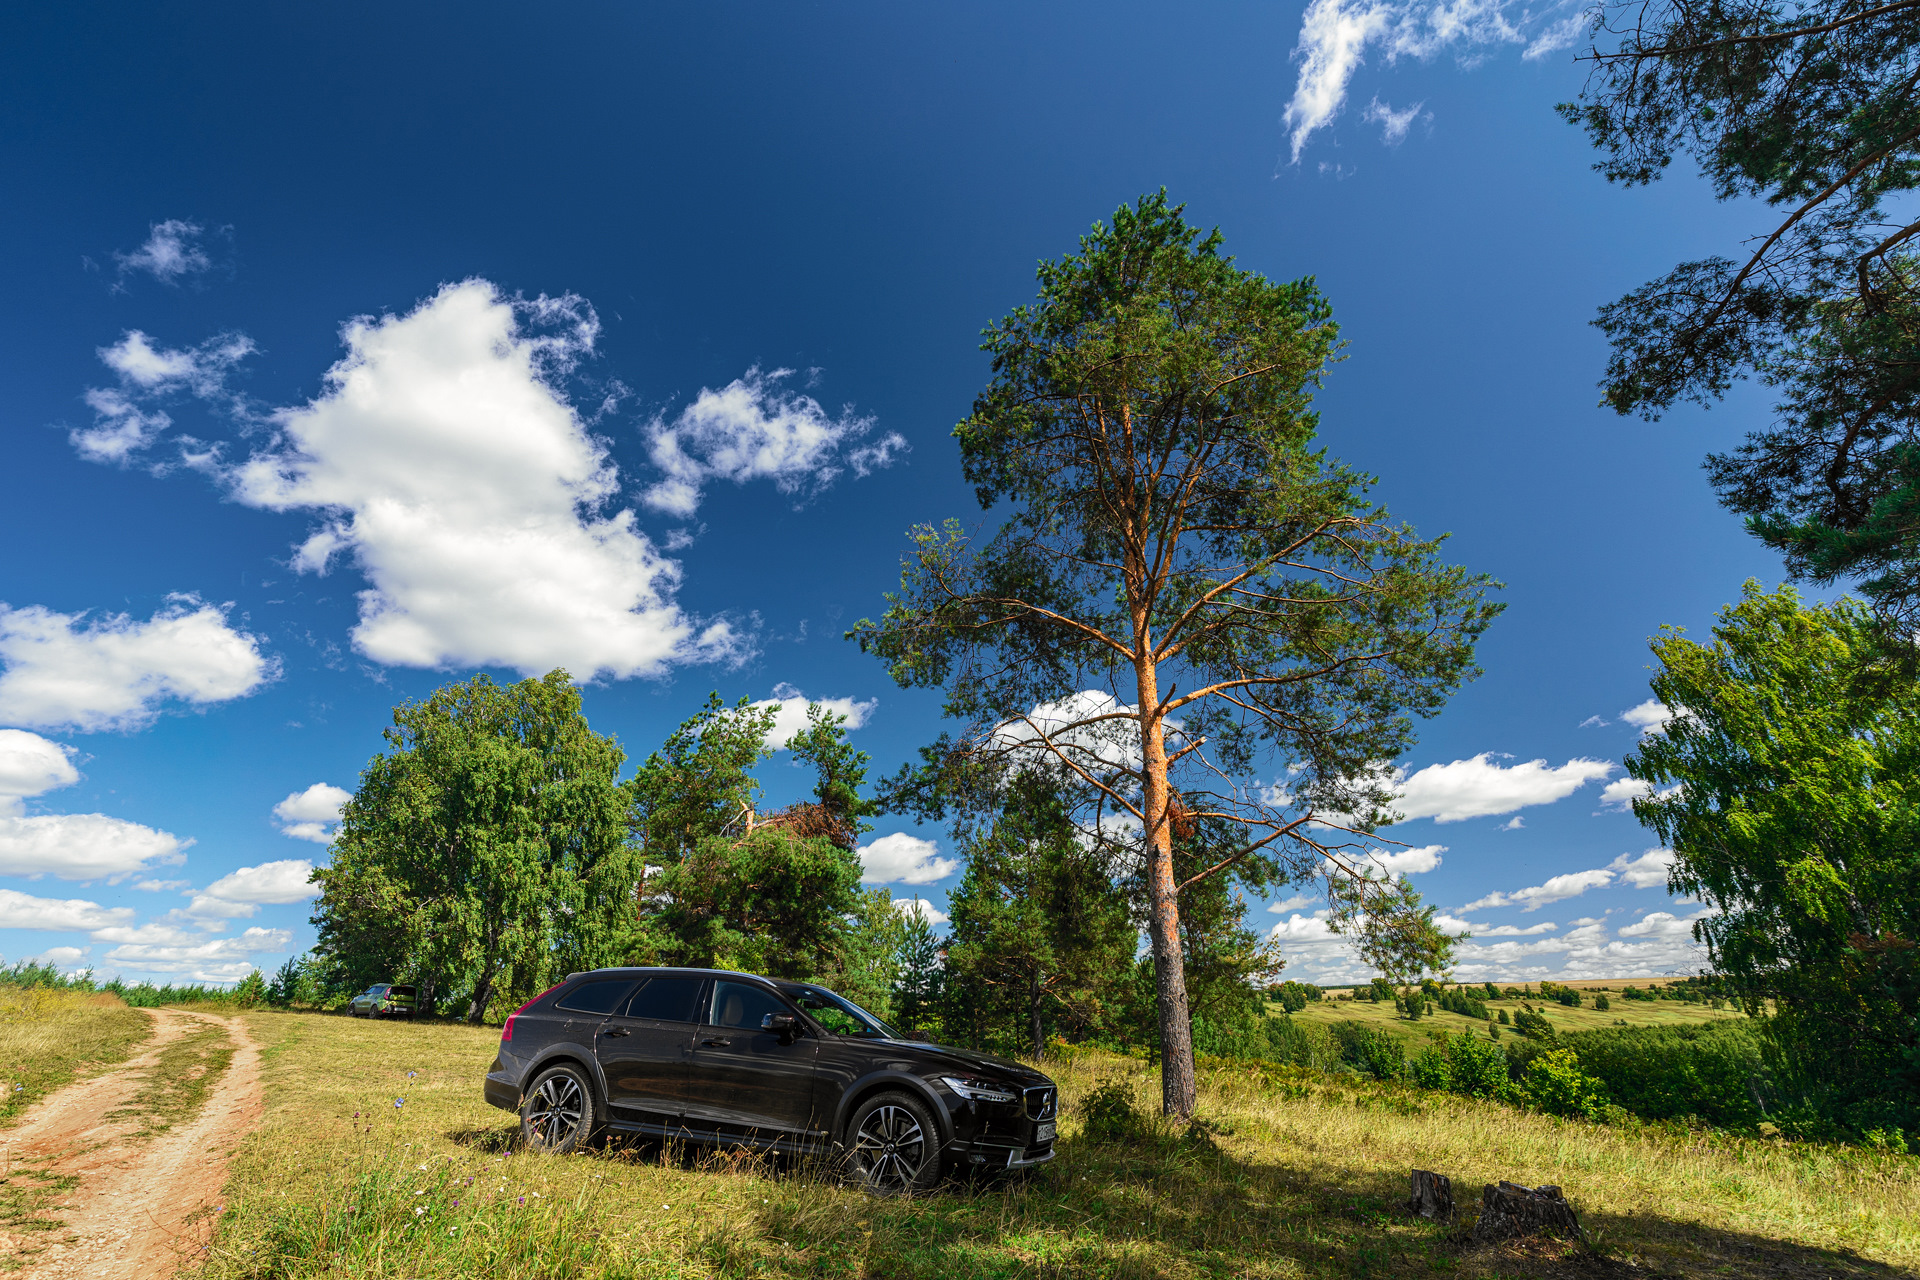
xmin=871 ymin=1038 xmax=1054 ymax=1086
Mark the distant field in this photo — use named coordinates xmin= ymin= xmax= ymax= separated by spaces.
xmin=1274 ymin=988 xmax=1742 ymax=1049
xmin=195 ymin=1010 xmax=1918 ymax=1279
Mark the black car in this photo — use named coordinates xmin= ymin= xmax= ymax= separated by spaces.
xmin=483 ymin=967 xmax=1058 ymax=1192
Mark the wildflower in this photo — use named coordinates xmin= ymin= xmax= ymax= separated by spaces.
xmin=407 ymin=1070 xmax=418 ymax=1078
xmin=414 ymin=1190 xmax=426 ymax=1196
xmin=394 ymin=1098 xmax=405 ymax=1108
xmin=517 ymin=1196 xmax=525 ymax=1206
xmin=414 ymin=1207 xmax=424 ymax=1216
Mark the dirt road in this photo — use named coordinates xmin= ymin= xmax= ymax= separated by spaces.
xmin=0 ymin=1008 xmax=262 ymax=1279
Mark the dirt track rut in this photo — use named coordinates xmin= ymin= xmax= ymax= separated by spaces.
xmin=1 ymin=1008 xmax=261 ymax=1279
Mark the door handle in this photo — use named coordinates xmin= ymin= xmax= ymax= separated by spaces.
xmin=603 ymin=1028 xmax=632 ymax=1038
xmin=701 ymin=1037 xmax=731 ymax=1048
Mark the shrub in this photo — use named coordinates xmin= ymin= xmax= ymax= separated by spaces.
xmin=1482 ymin=981 xmax=1500 ymax=1000
xmin=233 ymin=969 xmax=268 ymax=1008
xmin=1520 ymin=1048 xmax=1611 ymax=1120
xmin=1512 ymin=1009 xmax=1556 ymax=1039
xmin=1593 ymin=993 xmax=1611 ymax=1011
xmin=1561 ymin=1021 xmax=1771 ymax=1129
xmin=1331 ymin=1021 xmax=1404 ymax=1080
xmin=1273 ymin=980 xmax=1320 ymax=1014
xmin=1408 ymin=1043 xmax=1450 ymax=1090
xmin=1080 ymin=1078 xmax=1146 ymax=1142
xmin=1497 ymin=1008 xmax=1510 ymax=1025
xmin=1444 ymin=1031 xmax=1509 ymax=1099
xmin=1439 ymin=988 xmax=1488 ymax=1020
xmin=1369 ymin=977 xmax=1395 ymax=1004
xmin=1262 ymin=1015 xmax=1341 ymax=1071
xmin=1620 ymin=984 xmax=1653 ymax=1001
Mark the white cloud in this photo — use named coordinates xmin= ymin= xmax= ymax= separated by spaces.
xmin=1620 ymin=699 xmax=1679 ymax=736
xmin=1616 ymin=909 xmax=1708 ymax=941
xmin=639 ymin=367 xmax=905 ymax=517
xmin=114 ymin=219 xmax=212 ymax=284
xmin=1283 ymin=0 xmax=1575 ymax=160
xmin=858 ymin=833 xmax=958 ymax=885
xmin=1597 ymin=777 xmax=1649 ymax=810
xmin=892 ymin=898 xmax=949 ymax=926
xmin=752 ymin=685 xmax=877 ymax=749
xmin=133 ymin=878 xmax=190 ymax=892
xmin=992 ymin=690 xmax=1149 ymax=779
xmin=227 ymin=279 xmax=741 ymax=680
xmin=1610 ymin=847 xmax=1676 ymax=889
xmin=0 ymin=888 xmax=134 ymax=931
xmin=1365 ymin=843 xmax=1444 ymax=875
xmin=1462 ymin=867 xmax=1614 ymax=912
xmin=1393 ymin=753 xmax=1614 ymax=822
xmin=70 ymin=330 xmax=256 ymax=464
xmin=1523 ymin=9 xmax=1590 ymax=59
xmin=0 ymin=808 xmax=188 ymax=882
xmin=1470 ymin=921 xmax=1559 ymax=937
xmin=0 ymin=597 xmax=274 ymax=733
xmin=1361 ymin=96 xmax=1426 ymax=143
xmin=0 ymin=730 xmax=79 ymax=799
xmin=1267 ymin=893 xmax=1318 ymax=914
xmin=273 ymin=783 xmax=351 ymax=843
xmin=100 ymin=924 xmax=291 ymax=981
xmin=184 ymin=859 xmax=319 ymax=923
xmin=1498 ymin=816 xmax=1523 ymax=831
xmin=23 ymin=945 xmax=88 ymax=968
xmin=1578 ymin=715 xmax=1608 ymax=729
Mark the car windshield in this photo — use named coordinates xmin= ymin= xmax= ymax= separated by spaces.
xmin=784 ymin=984 xmax=899 ymax=1039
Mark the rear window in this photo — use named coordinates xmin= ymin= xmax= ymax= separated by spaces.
xmin=387 ymin=986 xmax=416 ymax=998
xmin=621 ymin=976 xmax=704 ymax=1023
xmin=554 ymin=979 xmax=635 ymax=1015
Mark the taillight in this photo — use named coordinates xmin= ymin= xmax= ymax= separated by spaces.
xmin=500 ymin=984 xmax=561 ymax=1042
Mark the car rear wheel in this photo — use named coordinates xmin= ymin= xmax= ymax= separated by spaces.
xmin=520 ymin=1064 xmax=599 ymax=1155
xmin=844 ymin=1090 xmax=941 ymax=1195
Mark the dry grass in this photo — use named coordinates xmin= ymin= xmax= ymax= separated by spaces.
xmin=0 ymin=986 xmax=150 ymax=1130
xmin=104 ymin=1020 xmax=235 ymax=1138
xmin=201 ymin=1011 xmax=1920 ymax=1280
xmin=1283 ymin=991 xmax=1740 ymax=1049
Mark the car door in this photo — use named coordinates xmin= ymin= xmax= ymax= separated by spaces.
xmin=681 ymin=979 xmax=820 ymax=1148
xmin=594 ymin=974 xmax=706 ymax=1133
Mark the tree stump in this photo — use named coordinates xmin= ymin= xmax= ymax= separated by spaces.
xmin=1408 ymin=1169 xmax=1454 ymax=1221
xmin=1470 ymin=1181 xmax=1583 ymax=1242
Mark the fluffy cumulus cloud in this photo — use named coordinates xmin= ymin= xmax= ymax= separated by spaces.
xmin=0 ymin=888 xmax=135 ymax=931
xmin=752 ymin=685 xmax=877 ymax=749
xmin=1619 ymin=699 xmax=1680 ymax=736
xmin=0 ymin=729 xmax=79 ymax=798
xmin=0 ymin=809 xmax=189 ymax=883
xmin=1462 ymin=868 xmax=1614 ymax=912
xmin=99 ymin=923 xmax=291 ymax=982
xmin=1365 ymin=843 xmax=1444 ymax=876
xmin=858 ymin=833 xmax=959 ymax=886
xmin=181 ymin=859 xmax=319 ymax=922
xmin=273 ymin=783 xmax=351 ymax=843
xmin=1610 ymin=847 xmax=1676 ymax=889
xmin=991 ymin=690 xmax=1150 ymax=778
xmin=892 ymin=898 xmax=950 ymax=926
xmin=225 ymin=280 xmax=742 ymax=679
xmin=640 ymin=367 xmax=906 ymax=517
xmin=1392 ymin=753 xmax=1614 ymax=823
xmin=114 ymin=219 xmax=213 ymax=285
xmin=71 ymin=329 xmax=256 ymax=464
xmin=0 ymin=597 xmax=273 ymax=732
xmin=1283 ymin=0 xmax=1586 ymax=160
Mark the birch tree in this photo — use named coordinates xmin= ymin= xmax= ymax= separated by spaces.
xmin=854 ymin=193 xmax=1500 ymax=1116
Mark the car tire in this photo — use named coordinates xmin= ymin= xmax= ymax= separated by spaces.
xmin=843 ymin=1090 xmax=942 ymax=1195
xmin=520 ymin=1063 xmax=600 ymax=1155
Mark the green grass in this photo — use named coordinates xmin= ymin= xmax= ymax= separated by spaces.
xmin=200 ymin=1010 xmax=1919 ymax=1279
xmin=105 ymin=1020 xmax=235 ymax=1138
xmin=0 ymin=985 xmax=152 ymax=1129
xmin=1278 ymin=990 xmax=1739 ymax=1051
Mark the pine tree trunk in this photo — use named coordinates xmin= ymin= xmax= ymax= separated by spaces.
xmin=1136 ymin=655 xmax=1196 ymax=1118
xmin=1029 ymin=968 xmax=1044 ymax=1058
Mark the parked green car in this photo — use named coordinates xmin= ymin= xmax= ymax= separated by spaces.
xmin=347 ymin=983 xmax=417 ymax=1019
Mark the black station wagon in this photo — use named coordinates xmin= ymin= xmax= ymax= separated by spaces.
xmin=484 ymin=967 xmax=1058 ymax=1192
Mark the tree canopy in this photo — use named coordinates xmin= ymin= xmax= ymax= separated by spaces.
xmin=856 ymin=192 xmax=1499 ymax=1114
xmin=1569 ymin=0 xmax=1920 ymax=622
xmin=1625 ymin=583 xmax=1919 ymax=1136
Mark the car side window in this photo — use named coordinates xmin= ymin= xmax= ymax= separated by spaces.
xmin=794 ymin=992 xmax=864 ymax=1037
xmin=555 ymin=979 xmax=635 ymax=1015
xmin=709 ymin=980 xmax=789 ymax=1031
xmin=621 ymin=976 xmax=704 ymax=1023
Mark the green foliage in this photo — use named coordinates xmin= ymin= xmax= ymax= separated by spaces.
xmin=1561 ymin=1021 xmax=1771 ymax=1130
xmin=312 ymin=671 xmax=638 ymax=1022
xmin=1512 ymin=1009 xmax=1556 ymax=1040
xmin=1620 ymin=984 xmax=1653 ymax=1001
xmin=1261 ymin=1015 xmax=1342 ymax=1072
xmin=1407 ymin=1043 xmax=1450 ymax=1090
xmin=1627 ymin=584 xmax=1920 ymax=1135
xmin=1330 ymin=1021 xmax=1404 ymax=1080
xmin=1519 ymin=1047 xmax=1612 ymax=1121
xmin=1593 ymin=993 xmax=1611 ymax=1012
xmin=1273 ymin=980 xmax=1320 ymax=1014
xmin=1444 ymin=1032 xmax=1509 ymax=1100
xmin=1567 ymin=0 xmax=1920 ymax=621
xmin=233 ymin=969 xmax=267 ymax=1009
xmin=1497 ymin=1008 xmax=1510 ymax=1025
xmin=1439 ymin=987 xmax=1489 ymax=1019
xmin=1079 ymin=1077 xmax=1148 ymax=1143
xmin=853 ymin=190 xmax=1499 ymax=1112
xmin=891 ymin=901 xmax=945 ymax=1037
xmin=628 ymin=693 xmax=776 ymax=862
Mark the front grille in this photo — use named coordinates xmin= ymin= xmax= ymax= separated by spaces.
xmin=1024 ymin=1085 xmax=1057 ymax=1121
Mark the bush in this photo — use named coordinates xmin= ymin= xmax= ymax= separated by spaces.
xmin=1593 ymin=993 xmax=1611 ymax=1011
xmin=1273 ymin=980 xmax=1320 ymax=1014
xmin=233 ymin=969 xmax=268 ymax=1009
xmin=1482 ymin=981 xmax=1500 ymax=1000
xmin=1561 ymin=1021 xmax=1771 ymax=1129
xmin=1520 ymin=1048 xmax=1611 ymax=1120
xmin=1512 ymin=1009 xmax=1556 ymax=1039
xmin=1262 ymin=1015 xmax=1341 ymax=1071
xmin=1439 ymin=988 xmax=1488 ymax=1019
xmin=1539 ymin=981 xmax=1582 ymax=1008
xmin=1497 ymin=1008 xmax=1510 ymax=1025
xmin=1444 ymin=1031 xmax=1509 ymax=1099
xmin=1080 ymin=1078 xmax=1146 ymax=1142
xmin=1331 ymin=1021 xmax=1404 ymax=1080
xmin=1408 ymin=1043 xmax=1450 ymax=1089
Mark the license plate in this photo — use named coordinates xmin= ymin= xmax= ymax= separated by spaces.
xmin=1035 ymin=1121 xmax=1056 ymax=1143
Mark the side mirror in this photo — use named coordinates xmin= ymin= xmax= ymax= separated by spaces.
xmin=761 ymin=1013 xmax=799 ymax=1041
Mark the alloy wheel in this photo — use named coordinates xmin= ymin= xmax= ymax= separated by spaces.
xmin=525 ymin=1073 xmax=585 ymax=1150
xmin=852 ymin=1104 xmax=927 ymax=1192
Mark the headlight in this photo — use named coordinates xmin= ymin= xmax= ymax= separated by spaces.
xmin=941 ymin=1076 xmax=1018 ymax=1103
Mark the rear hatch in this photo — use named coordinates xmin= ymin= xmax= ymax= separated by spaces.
xmin=385 ymin=985 xmax=418 ymax=1011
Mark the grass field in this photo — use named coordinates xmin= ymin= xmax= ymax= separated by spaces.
xmin=0 ymin=986 xmax=151 ymax=1129
xmin=199 ymin=1010 xmax=1920 ymax=1279
xmin=1276 ymin=990 xmax=1740 ymax=1050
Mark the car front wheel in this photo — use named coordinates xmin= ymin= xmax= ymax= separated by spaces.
xmin=844 ymin=1090 xmax=941 ymax=1195
xmin=520 ymin=1064 xmax=599 ymax=1155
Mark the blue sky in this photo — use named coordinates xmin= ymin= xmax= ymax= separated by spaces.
xmin=0 ymin=3 xmax=1787 ymax=987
